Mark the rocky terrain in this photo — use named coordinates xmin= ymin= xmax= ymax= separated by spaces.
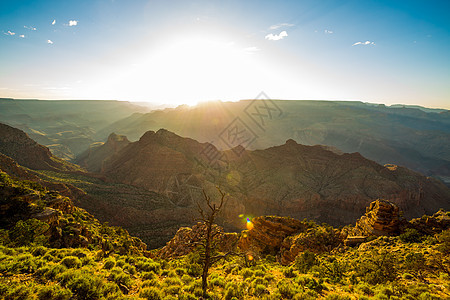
xmin=158 ymin=198 xmax=450 ymax=265
xmin=95 ymin=129 xmax=450 ymax=229
xmin=98 ymin=100 xmax=450 ymax=183
xmin=0 ymin=98 xmax=149 ymax=160
xmin=1 ymin=122 xmax=449 ymax=248
xmin=0 ymin=123 xmax=79 ymax=171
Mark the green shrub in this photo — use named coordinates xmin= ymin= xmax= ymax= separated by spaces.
xmin=140 ymin=287 xmax=162 ymax=300
xmin=210 ymin=276 xmax=225 ymax=287
xmin=142 ymin=279 xmax=159 ymax=288
xmin=103 ymin=258 xmax=115 ymax=269
xmin=142 ymin=271 xmax=156 ymax=280
xmin=254 ymin=284 xmax=267 ymax=296
xmin=283 ymin=267 xmax=297 ymax=278
xmin=277 ymin=280 xmax=297 ymax=298
xmin=66 ymin=275 xmax=105 ymax=299
xmin=61 ymin=256 xmax=82 ymax=269
xmin=356 ymin=251 xmax=397 ymax=284
xmin=224 ymin=283 xmax=244 ymax=300
xmin=37 ymin=285 xmax=73 ymax=300
xmin=357 ymin=283 xmax=374 ymax=296
xmin=137 ymin=261 xmax=161 ymax=273
xmin=295 ymin=251 xmax=319 ymax=273
xmin=181 ymin=274 xmax=193 ymax=284
xmin=399 ymin=229 xmax=422 ymax=243
xmin=186 ymin=263 xmax=202 ymax=277
xmin=240 ymin=268 xmax=254 ymax=279
xmin=4 ymin=284 xmax=33 ymax=300
xmin=325 ymin=294 xmax=351 ymax=300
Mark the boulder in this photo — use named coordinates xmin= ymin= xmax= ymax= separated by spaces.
xmin=238 ymin=216 xmax=306 ymax=256
xmin=158 ymin=222 xmax=239 ymax=259
xmin=351 ymin=199 xmax=405 ymax=237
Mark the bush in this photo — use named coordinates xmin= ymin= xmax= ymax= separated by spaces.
xmin=283 ymin=267 xmax=297 ymax=278
xmin=103 ymin=259 xmax=115 ymax=269
xmin=140 ymin=287 xmax=162 ymax=300
xmin=61 ymin=256 xmax=82 ymax=269
xmin=37 ymin=285 xmax=73 ymax=300
xmin=295 ymin=251 xmax=319 ymax=273
xmin=240 ymin=268 xmax=254 ymax=279
xmin=224 ymin=283 xmax=244 ymax=300
xmin=356 ymin=251 xmax=397 ymax=284
xmin=66 ymin=275 xmax=105 ymax=299
xmin=277 ymin=280 xmax=297 ymax=298
xmin=399 ymin=229 xmax=422 ymax=243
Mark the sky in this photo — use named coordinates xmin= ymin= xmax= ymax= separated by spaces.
xmin=0 ymin=0 xmax=449 ymax=108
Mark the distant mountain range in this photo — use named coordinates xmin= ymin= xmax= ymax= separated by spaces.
xmin=1 ymin=121 xmax=448 ymax=247
xmin=97 ymin=100 xmax=450 ymax=185
xmin=1 ymin=98 xmax=448 ymax=186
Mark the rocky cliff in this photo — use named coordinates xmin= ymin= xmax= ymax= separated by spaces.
xmin=0 ymin=122 xmax=79 ymax=171
xmin=76 ymin=132 xmax=130 ymax=173
xmin=96 ymin=129 xmax=450 ymax=228
xmin=351 ymin=199 xmax=406 ymax=237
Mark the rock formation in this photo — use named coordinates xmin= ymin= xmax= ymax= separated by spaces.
xmin=238 ymin=216 xmax=306 ymax=256
xmin=0 ymin=122 xmax=78 ymax=171
xmin=158 ymin=222 xmax=239 ymax=259
xmin=351 ymin=199 xmax=405 ymax=237
xmin=76 ymin=132 xmax=130 ymax=173
xmin=95 ymin=129 xmax=450 ymax=229
xmin=409 ymin=209 xmax=450 ymax=235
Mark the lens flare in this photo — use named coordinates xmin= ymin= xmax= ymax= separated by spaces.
xmin=246 ymin=218 xmax=254 ymax=230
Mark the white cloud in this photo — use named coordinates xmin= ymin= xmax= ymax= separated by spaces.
xmin=47 ymin=39 xmax=54 ymax=44
xmin=19 ymin=34 xmax=25 ymax=38
xmin=324 ymin=29 xmax=333 ymax=34
xmin=352 ymin=40 xmax=375 ymax=46
xmin=52 ymin=19 xmax=56 ymax=25
xmin=24 ymin=25 xmax=36 ymax=30
xmin=68 ymin=20 xmax=78 ymax=26
xmin=4 ymin=30 xmax=15 ymax=36
xmin=269 ymin=23 xmax=294 ymax=30
xmin=265 ymin=31 xmax=288 ymax=41
xmin=243 ymin=46 xmax=260 ymax=54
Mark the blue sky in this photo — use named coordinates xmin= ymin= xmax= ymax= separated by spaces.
xmin=1 ymin=0 xmax=449 ymax=108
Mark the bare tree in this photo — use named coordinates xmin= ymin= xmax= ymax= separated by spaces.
xmin=196 ymin=187 xmax=235 ymax=298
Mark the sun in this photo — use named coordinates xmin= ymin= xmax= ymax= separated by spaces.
xmin=89 ymin=32 xmax=267 ymax=106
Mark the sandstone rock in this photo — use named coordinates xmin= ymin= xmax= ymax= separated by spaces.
xmin=158 ymin=222 xmax=239 ymax=259
xmin=238 ymin=216 xmax=306 ymax=256
xmin=409 ymin=209 xmax=450 ymax=235
xmin=279 ymin=225 xmax=343 ymax=265
xmin=351 ymin=199 xmax=405 ymax=237
xmin=0 ymin=122 xmax=78 ymax=171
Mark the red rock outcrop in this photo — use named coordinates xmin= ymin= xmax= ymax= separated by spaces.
xmin=158 ymin=222 xmax=239 ymax=259
xmin=351 ymin=199 xmax=405 ymax=237
xmin=0 ymin=122 xmax=78 ymax=171
xmin=238 ymin=216 xmax=306 ymax=255
xmin=76 ymin=132 xmax=130 ymax=173
xmin=96 ymin=129 xmax=450 ymax=230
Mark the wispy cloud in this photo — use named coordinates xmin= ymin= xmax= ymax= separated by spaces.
xmin=269 ymin=23 xmax=294 ymax=30
xmin=52 ymin=19 xmax=56 ymax=25
xmin=68 ymin=20 xmax=78 ymax=26
xmin=352 ymin=40 xmax=375 ymax=46
xmin=265 ymin=31 xmax=288 ymax=41
xmin=24 ymin=25 xmax=36 ymax=30
xmin=47 ymin=39 xmax=54 ymax=44
xmin=324 ymin=29 xmax=333 ymax=34
xmin=243 ymin=46 xmax=260 ymax=54
xmin=4 ymin=30 xmax=15 ymax=36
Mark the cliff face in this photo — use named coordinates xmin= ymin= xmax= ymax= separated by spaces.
xmin=351 ymin=199 xmax=405 ymax=237
xmin=76 ymin=132 xmax=130 ymax=172
xmin=96 ymin=129 xmax=450 ymax=228
xmin=0 ymin=122 xmax=78 ymax=171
